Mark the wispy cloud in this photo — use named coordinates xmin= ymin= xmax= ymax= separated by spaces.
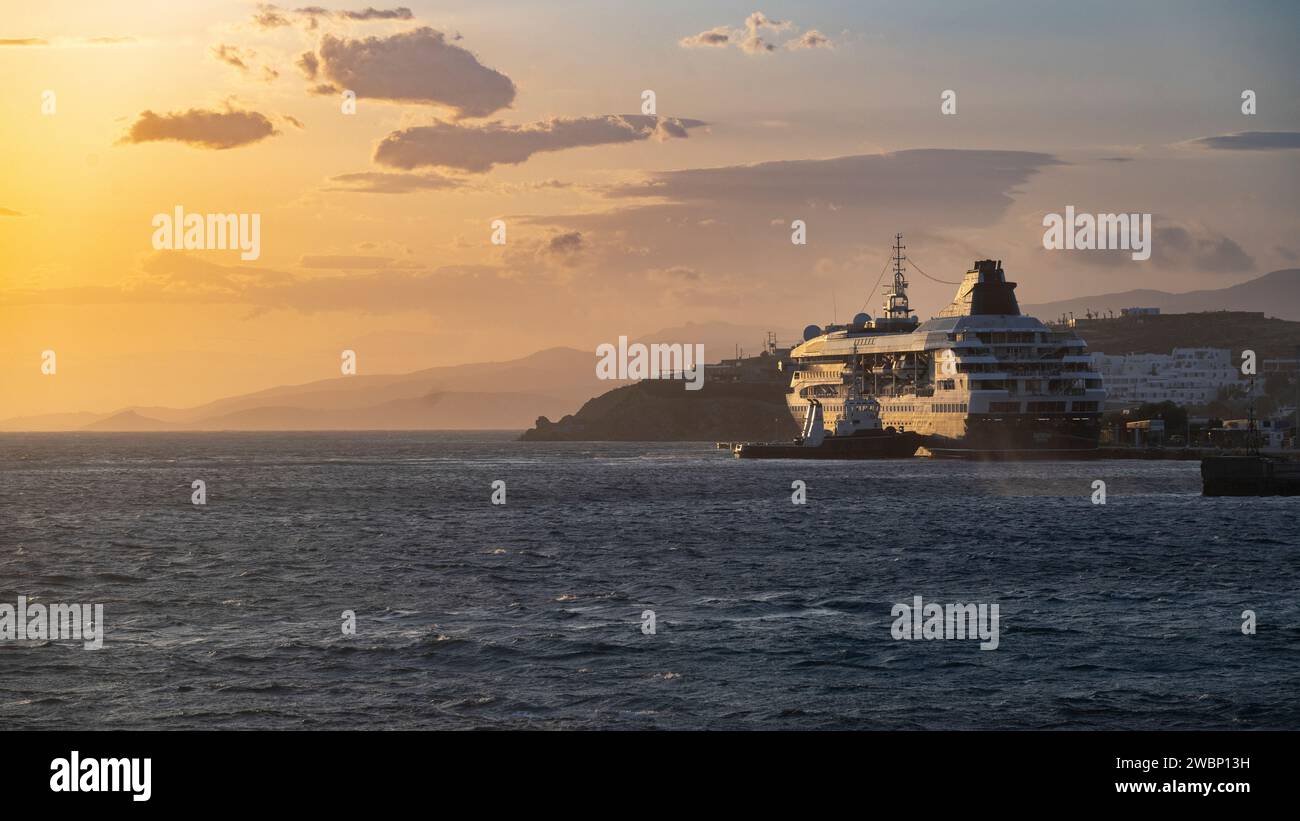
xmin=740 ymin=11 xmax=792 ymax=54
xmin=374 ymin=115 xmax=705 ymax=173
xmin=253 ymin=5 xmax=414 ymax=30
xmin=546 ymin=231 xmax=585 ymax=266
xmin=212 ymin=43 xmax=279 ymax=81
xmin=1190 ymin=131 xmax=1300 ymax=151
xmin=1 ymin=36 xmax=137 ymax=47
xmin=212 ymin=43 xmax=251 ymax=71
xmin=680 ymin=11 xmax=830 ymax=55
xmin=324 ymin=171 xmax=466 ymax=193
xmin=339 ymin=7 xmax=414 ymax=21
xmin=298 ymin=254 xmax=407 ymax=269
xmin=1060 ymin=223 xmax=1255 ymax=274
xmin=785 ymin=30 xmax=832 ymax=50
xmin=679 ymin=27 xmax=731 ymax=49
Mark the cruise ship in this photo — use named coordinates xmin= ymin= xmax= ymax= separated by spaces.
xmin=785 ymin=236 xmax=1106 ymax=457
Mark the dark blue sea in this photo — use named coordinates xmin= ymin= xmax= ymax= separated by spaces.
xmin=1 ymin=432 xmax=1297 ymax=730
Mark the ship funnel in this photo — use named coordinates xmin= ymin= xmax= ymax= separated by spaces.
xmin=969 ymin=260 xmax=1019 ymax=315
xmin=937 ymin=260 xmax=1021 ymax=317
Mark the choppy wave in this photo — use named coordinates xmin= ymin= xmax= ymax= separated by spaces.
xmin=0 ymin=431 xmax=1297 ymax=730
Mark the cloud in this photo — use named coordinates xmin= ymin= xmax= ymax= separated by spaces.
xmin=786 ymin=30 xmax=831 ymax=50
xmin=1190 ymin=131 xmax=1300 ymax=151
xmin=680 ymin=11 xmax=827 ymax=54
xmin=1064 ymin=223 xmax=1255 ymax=273
xmin=741 ymin=11 xmax=791 ymax=54
xmin=296 ymin=50 xmax=319 ymax=79
xmin=298 ymin=254 xmax=397 ymax=268
xmin=605 ymin=149 xmax=1060 ymax=211
xmin=252 ymin=5 xmax=413 ymax=29
xmin=652 ymin=265 xmax=700 ymax=281
xmin=1152 ymin=225 xmax=1255 ymax=273
xmin=212 ymin=44 xmax=250 ymax=71
xmin=518 ymin=149 xmax=1064 ymax=310
xmin=547 ymin=232 xmax=584 ymax=254
xmin=5 ymin=252 xmax=577 ymax=324
xmin=119 ymin=107 xmax=280 ymax=150
xmin=324 ymin=171 xmax=466 ymax=193
xmin=679 ymin=27 xmax=731 ymax=48
xmin=309 ymin=26 xmax=515 ymax=117
xmin=545 ymin=232 xmax=586 ymax=268
xmin=0 ymin=207 xmax=24 ymax=217
xmin=213 ymin=44 xmax=280 ymax=81
xmin=252 ymin=5 xmax=292 ymax=28
xmin=374 ymin=114 xmax=705 ymax=173
xmin=745 ymin=11 xmax=791 ymax=31
xmin=340 ymin=7 xmax=413 ymax=20
xmin=1 ymin=36 xmax=136 ymax=47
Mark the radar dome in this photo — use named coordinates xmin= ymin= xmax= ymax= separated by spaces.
xmin=802 ymin=324 xmax=822 ymax=341
xmin=853 ymin=312 xmax=872 ymax=326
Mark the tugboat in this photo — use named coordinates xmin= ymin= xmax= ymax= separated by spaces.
xmin=733 ymin=394 xmax=922 ymax=459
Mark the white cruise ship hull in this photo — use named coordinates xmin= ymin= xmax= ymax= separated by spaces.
xmin=785 ymin=257 xmax=1106 ymax=458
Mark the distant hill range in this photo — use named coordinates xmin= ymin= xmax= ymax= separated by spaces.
xmin=4 ymin=347 xmax=607 ymax=432
xmin=2 ymin=322 xmax=794 ymax=432
xmin=1023 ymin=268 xmax=1300 ymax=322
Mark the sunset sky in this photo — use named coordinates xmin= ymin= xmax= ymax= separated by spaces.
xmin=3 ymin=0 xmax=1299 ymax=418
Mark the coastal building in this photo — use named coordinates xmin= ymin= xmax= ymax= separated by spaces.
xmin=1213 ymin=418 xmax=1294 ymax=449
xmin=1125 ymin=418 xmax=1165 ymax=446
xmin=1090 ymin=347 xmax=1244 ymax=408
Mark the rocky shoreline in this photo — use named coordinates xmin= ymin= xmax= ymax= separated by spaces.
xmin=520 ymin=379 xmax=798 ymax=442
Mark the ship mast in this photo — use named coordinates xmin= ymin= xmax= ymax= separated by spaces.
xmin=882 ymin=233 xmax=914 ymax=321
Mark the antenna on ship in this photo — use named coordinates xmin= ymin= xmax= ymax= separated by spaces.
xmin=882 ymin=232 xmax=914 ymax=321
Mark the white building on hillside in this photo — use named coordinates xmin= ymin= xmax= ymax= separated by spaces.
xmin=1091 ymin=347 xmax=1245 ymax=408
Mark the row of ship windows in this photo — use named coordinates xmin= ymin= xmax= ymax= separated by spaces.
xmin=989 ymin=401 xmax=1100 ymax=413
xmin=950 ymin=332 xmax=1047 ymax=344
xmin=878 ymin=401 xmax=1100 ymax=414
xmin=809 ymin=401 xmax=1101 ymax=416
xmin=880 ymin=403 xmax=969 ymax=414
